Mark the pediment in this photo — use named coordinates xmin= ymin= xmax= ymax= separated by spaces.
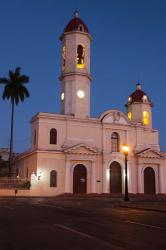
xmin=100 ymin=110 xmax=129 ymax=125
xmin=136 ymin=148 xmax=164 ymax=159
xmin=63 ymin=143 xmax=99 ymax=155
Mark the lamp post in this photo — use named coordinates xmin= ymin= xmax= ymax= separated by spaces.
xmin=122 ymin=144 xmax=129 ymax=201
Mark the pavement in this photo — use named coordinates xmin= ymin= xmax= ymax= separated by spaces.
xmin=0 ymin=195 xmax=166 ymax=249
xmin=1 ymin=194 xmax=166 ymax=213
xmin=28 ymin=194 xmax=166 ymax=214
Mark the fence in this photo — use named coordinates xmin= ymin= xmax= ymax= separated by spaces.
xmin=0 ymin=177 xmax=31 ymax=189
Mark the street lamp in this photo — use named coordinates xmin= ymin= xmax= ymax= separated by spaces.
xmin=122 ymin=144 xmax=129 ymax=201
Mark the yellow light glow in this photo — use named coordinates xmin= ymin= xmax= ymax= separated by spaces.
xmin=128 ymin=112 xmax=132 ymax=120
xmin=143 ymin=111 xmax=149 ymax=125
xmin=77 ymin=63 xmax=85 ymax=69
xmin=62 ymin=46 xmax=66 ymax=70
xmin=128 ymin=96 xmax=132 ymax=102
xmin=61 ymin=92 xmax=64 ymax=101
xmin=77 ymin=90 xmax=85 ymax=98
xmin=106 ymin=169 xmax=110 ymax=181
xmin=122 ymin=144 xmax=129 ymax=155
xmin=143 ymin=95 xmax=147 ymax=101
xmin=76 ymin=44 xmax=85 ymax=69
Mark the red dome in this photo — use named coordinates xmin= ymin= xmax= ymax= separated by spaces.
xmin=126 ymin=84 xmax=153 ymax=107
xmin=64 ymin=11 xmax=89 ymax=33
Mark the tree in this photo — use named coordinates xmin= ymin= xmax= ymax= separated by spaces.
xmin=0 ymin=67 xmax=30 ymax=176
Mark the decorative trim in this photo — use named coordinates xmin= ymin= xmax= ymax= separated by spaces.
xmin=62 ymin=143 xmax=100 ymax=154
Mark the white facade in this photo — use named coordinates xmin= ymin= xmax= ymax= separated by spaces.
xmin=14 ymin=12 xmax=166 ymax=196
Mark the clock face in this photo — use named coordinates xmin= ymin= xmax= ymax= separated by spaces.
xmin=77 ymin=90 xmax=85 ymax=99
xmin=61 ymin=92 xmax=64 ymax=101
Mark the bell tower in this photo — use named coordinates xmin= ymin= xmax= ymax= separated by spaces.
xmin=125 ymin=83 xmax=153 ymax=128
xmin=59 ymin=11 xmax=92 ymax=118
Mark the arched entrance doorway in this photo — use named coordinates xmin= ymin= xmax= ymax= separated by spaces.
xmin=144 ymin=167 xmax=156 ymax=194
xmin=110 ymin=161 xmax=122 ymax=193
xmin=73 ymin=164 xmax=87 ymax=194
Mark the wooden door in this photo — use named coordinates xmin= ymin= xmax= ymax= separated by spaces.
xmin=110 ymin=161 xmax=122 ymax=193
xmin=73 ymin=164 xmax=87 ymax=194
xmin=144 ymin=167 xmax=155 ymax=194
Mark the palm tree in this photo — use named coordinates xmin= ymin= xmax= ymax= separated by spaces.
xmin=0 ymin=67 xmax=30 ymax=176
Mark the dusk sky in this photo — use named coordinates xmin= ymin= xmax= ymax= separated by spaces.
xmin=0 ymin=0 xmax=166 ymax=152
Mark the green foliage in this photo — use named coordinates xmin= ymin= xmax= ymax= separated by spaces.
xmin=0 ymin=159 xmax=9 ymax=177
xmin=22 ymin=180 xmax=31 ymax=189
xmin=0 ymin=67 xmax=30 ymax=105
xmin=0 ymin=67 xmax=30 ymax=176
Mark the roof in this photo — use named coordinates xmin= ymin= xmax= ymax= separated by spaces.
xmin=126 ymin=83 xmax=153 ymax=107
xmin=64 ymin=11 xmax=89 ymax=33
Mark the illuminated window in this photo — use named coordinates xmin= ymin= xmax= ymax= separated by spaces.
xmin=143 ymin=111 xmax=149 ymax=125
xmin=128 ymin=97 xmax=132 ymax=102
xmin=77 ymin=44 xmax=85 ymax=68
xmin=128 ymin=112 xmax=132 ymax=120
xmin=143 ymin=95 xmax=147 ymax=102
xmin=50 ymin=170 xmax=57 ymax=187
xmin=50 ymin=128 xmax=57 ymax=144
xmin=111 ymin=132 xmax=120 ymax=152
xmin=62 ymin=46 xmax=66 ymax=70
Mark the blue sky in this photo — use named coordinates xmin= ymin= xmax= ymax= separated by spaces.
xmin=0 ymin=0 xmax=166 ymax=152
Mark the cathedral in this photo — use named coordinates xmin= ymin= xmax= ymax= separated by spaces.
xmin=14 ymin=12 xmax=166 ymax=196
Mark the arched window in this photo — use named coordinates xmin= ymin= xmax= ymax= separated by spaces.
xmin=34 ymin=129 xmax=36 ymax=146
xmin=143 ymin=111 xmax=149 ymax=125
xmin=111 ymin=132 xmax=119 ymax=152
xmin=78 ymin=24 xmax=84 ymax=32
xmin=50 ymin=128 xmax=57 ymax=144
xmin=16 ymin=168 xmax=19 ymax=177
xmin=128 ymin=112 xmax=132 ymax=121
xmin=77 ymin=44 xmax=85 ymax=68
xmin=62 ymin=46 xmax=66 ymax=70
xmin=26 ymin=168 xmax=29 ymax=178
xmin=50 ymin=170 xmax=57 ymax=187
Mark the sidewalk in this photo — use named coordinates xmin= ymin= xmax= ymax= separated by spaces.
xmin=36 ymin=194 xmax=166 ymax=214
xmin=120 ymin=201 xmax=166 ymax=213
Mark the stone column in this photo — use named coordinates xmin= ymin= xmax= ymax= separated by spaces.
xmin=65 ymin=161 xmax=71 ymax=193
xmin=91 ymin=161 xmax=96 ymax=193
xmin=158 ymin=164 xmax=164 ymax=193
xmin=103 ymin=160 xmax=109 ymax=193
xmin=137 ymin=164 xmax=143 ymax=193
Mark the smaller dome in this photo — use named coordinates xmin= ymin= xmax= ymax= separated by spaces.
xmin=64 ymin=11 xmax=89 ymax=33
xmin=126 ymin=83 xmax=153 ymax=107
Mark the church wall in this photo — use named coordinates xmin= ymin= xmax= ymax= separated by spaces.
xmin=160 ymin=161 xmax=166 ymax=193
xmin=95 ymin=156 xmax=103 ymax=193
xmin=31 ymin=119 xmax=39 ymax=151
xmin=37 ymin=118 xmax=66 ymax=150
xmin=67 ymin=120 xmax=102 ymax=148
xmin=128 ymin=156 xmax=137 ymax=193
xmin=14 ymin=152 xmax=37 ymax=179
xmin=33 ymin=152 xmax=66 ymax=195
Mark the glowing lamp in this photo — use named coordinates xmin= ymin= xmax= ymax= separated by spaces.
xmin=122 ymin=144 xmax=129 ymax=156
